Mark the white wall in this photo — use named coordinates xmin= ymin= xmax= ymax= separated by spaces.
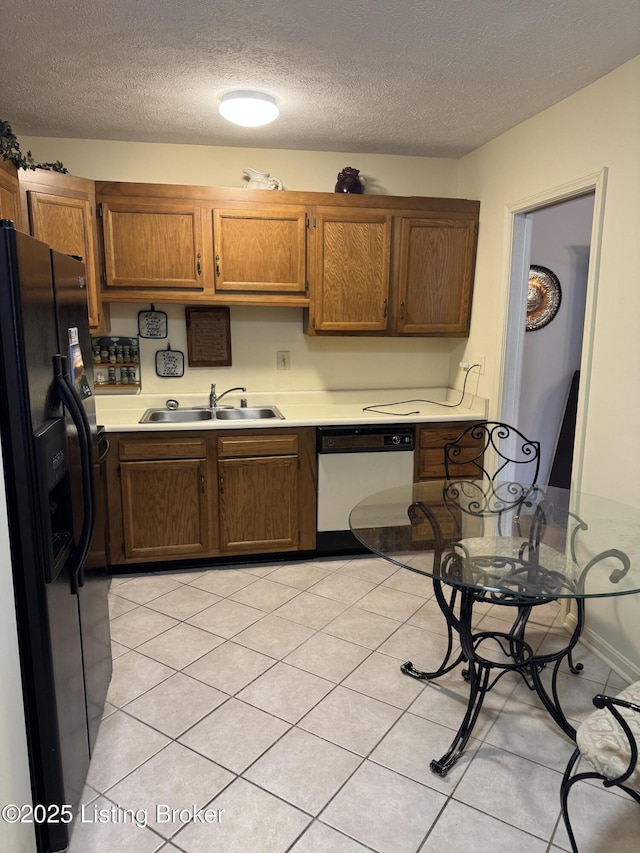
xmin=456 ymin=55 xmax=640 ymax=678
xmin=518 ymin=194 xmax=594 ymax=486
xmin=19 ymin=138 xmax=459 ymax=197
xmin=0 ymin=443 xmax=36 ymax=853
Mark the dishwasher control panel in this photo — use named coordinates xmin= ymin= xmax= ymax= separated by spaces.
xmin=317 ymin=426 xmax=415 ymax=453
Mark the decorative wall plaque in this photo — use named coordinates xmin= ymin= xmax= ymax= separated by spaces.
xmin=185 ymin=307 xmax=232 ymax=367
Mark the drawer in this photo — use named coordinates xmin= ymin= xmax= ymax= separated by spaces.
xmin=418 ymin=449 xmax=481 ymax=480
xmin=217 ymin=434 xmax=299 ymax=458
xmin=419 ymin=421 xmax=484 ymax=449
xmin=119 ymin=438 xmax=206 ymax=461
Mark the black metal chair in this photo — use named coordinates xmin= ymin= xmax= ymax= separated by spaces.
xmin=560 ymin=681 xmax=640 ymax=852
xmin=403 ymin=421 xmax=548 ymax=686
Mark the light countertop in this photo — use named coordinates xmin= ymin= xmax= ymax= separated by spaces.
xmin=95 ymin=387 xmax=487 ymax=432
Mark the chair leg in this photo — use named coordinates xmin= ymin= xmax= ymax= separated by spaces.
xmin=560 ymin=747 xmax=582 ymax=853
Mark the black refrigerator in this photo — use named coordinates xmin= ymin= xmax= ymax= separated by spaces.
xmin=0 ymin=220 xmax=112 ymax=852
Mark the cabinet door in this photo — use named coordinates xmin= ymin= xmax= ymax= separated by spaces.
xmin=218 ymin=455 xmax=299 ymax=552
xmin=213 ymin=206 xmax=307 ymax=299
xmin=0 ymin=161 xmax=22 ymax=229
xmin=28 ymin=192 xmax=101 ymax=329
xmin=416 ymin=422 xmax=484 ymax=480
xmin=310 ymin=208 xmax=392 ymax=332
xmin=120 ymin=459 xmax=209 ymax=559
xmin=396 ymin=217 xmax=477 ymax=335
xmin=101 ymin=200 xmax=209 ymax=291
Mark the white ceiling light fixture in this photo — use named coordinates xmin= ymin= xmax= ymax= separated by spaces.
xmin=219 ymin=91 xmax=279 ymax=127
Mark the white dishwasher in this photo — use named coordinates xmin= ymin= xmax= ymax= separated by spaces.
xmin=316 ymin=425 xmax=415 ymax=554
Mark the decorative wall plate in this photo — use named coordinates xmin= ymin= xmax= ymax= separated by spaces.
xmin=526 ymin=265 xmax=562 ymax=331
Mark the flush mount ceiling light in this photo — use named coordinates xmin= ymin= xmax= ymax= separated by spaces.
xmin=219 ymin=91 xmax=279 ymax=127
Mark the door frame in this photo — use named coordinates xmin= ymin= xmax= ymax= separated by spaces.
xmin=497 ymin=168 xmax=608 ymax=494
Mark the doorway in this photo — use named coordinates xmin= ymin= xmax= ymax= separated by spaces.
xmin=498 ymin=169 xmax=608 ymax=493
xmin=517 ymin=194 xmax=595 ymax=487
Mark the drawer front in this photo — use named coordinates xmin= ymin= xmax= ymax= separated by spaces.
xmin=417 ymin=421 xmax=484 ymax=480
xmin=119 ymin=438 xmax=206 ymax=461
xmin=418 ymin=449 xmax=480 ymax=480
xmin=419 ymin=422 xmax=484 ymax=449
xmin=217 ymin=434 xmax=299 ymax=458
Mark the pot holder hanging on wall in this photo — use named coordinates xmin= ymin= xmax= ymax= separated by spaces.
xmin=155 ymin=343 xmax=184 ymax=377
xmin=138 ymin=304 xmax=168 ymax=338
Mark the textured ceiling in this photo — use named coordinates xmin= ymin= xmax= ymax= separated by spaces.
xmin=1 ymin=0 xmax=639 ymax=157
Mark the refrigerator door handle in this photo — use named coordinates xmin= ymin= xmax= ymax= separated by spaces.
xmin=53 ymin=355 xmax=95 ymax=593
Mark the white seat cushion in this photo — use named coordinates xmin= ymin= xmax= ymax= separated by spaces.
xmin=575 ymin=680 xmax=640 ymax=792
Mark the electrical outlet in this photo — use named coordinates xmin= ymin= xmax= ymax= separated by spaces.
xmin=471 ymin=355 xmax=485 ymax=375
xmin=277 ymin=350 xmax=291 ymax=370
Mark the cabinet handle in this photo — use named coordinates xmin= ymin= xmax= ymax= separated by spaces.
xmin=383 ymin=298 xmax=387 ymax=318
xmin=400 ymin=301 xmax=405 ymax=321
xmin=219 ymin=474 xmax=224 ymax=494
xmin=215 ymin=254 xmax=221 ymax=277
xmin=196 ymin=253 xmax=202 ymax=275
xmin=200 ymin=473 xmax=206 ymax=494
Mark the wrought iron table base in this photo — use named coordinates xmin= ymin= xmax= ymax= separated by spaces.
xmin=402 ymin=577 xmax=585 ymax=776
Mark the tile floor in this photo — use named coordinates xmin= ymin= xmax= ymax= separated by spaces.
xmin=70 ymin=555 xmax=640 ymax=853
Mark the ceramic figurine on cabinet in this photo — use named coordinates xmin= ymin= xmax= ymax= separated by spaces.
xmin=335 ymin=166 xmax=365 ymax=193
xmin=242 ymin=167 xmax=283 ymax=190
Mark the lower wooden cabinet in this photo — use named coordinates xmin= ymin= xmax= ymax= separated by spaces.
xmin=105 ymin=428 xmax=316 ymax=565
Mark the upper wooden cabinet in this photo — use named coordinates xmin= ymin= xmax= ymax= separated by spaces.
xmin=212 ymin=205 xmax=307 ymax=301
xmin=0 ymin=160 xmax=22 ymax=229
xmin=395 ymin=216 xmax=478 ymax=335
xmin=306 ymin=207 xmax=478 ymax=337
xmin=18 ymin=170 xmax=107 ymax=332
xmin=95 ymin=182 xmax=479 ymax=334
xmin=310 ymin=208 xmax=392 ymax=332
xmin=99 ymin=199 xmax=213 ymax=296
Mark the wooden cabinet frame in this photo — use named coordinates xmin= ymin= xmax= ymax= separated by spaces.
xmin=95 ymin=182 xmax=479 ymax=330
xmin=104 ymin=427 xmax=316 ymax=566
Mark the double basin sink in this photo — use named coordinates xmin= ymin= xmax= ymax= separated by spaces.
xmin=139 ymin=406 xmax=285 ymax=424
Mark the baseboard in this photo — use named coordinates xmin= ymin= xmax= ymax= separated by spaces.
xmin=563 ymin=610 xmax=640 ymax=684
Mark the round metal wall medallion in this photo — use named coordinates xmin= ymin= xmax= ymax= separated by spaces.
xmin=526 ymin=265 xmax=562 ymax=331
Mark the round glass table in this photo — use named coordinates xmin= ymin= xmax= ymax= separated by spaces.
xmin=350 ymin=480 xmax=640 ymax=775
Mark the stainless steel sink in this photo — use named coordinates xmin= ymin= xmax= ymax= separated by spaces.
xmin=139 ymin=405 xmax=284 ymax=423
xmin=140 ymin=409 xmax=214 ymax=423
xmin=214 ymin=407 xmax=284 ymax=420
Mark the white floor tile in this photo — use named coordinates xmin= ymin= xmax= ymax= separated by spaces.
xmin=96 ymin=557 xmax=631 ymax=853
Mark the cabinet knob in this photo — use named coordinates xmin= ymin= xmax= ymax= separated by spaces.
xmin=383 ymin=298 xmax=387 ymax=319
xmin=196 ymin=253 xmax=202 ymax=275
xmin=219 ymin=474 xmax=224 ymax=494
xmin=215 ymin=254 xmax=221 ymax=277
xmin=399 ymin=301 xmax=405 ymax=321
xmin=200 ymin=473 xmax=206 ymax=494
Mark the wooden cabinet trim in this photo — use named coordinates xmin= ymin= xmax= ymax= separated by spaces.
xmin=119 ymin=438 xmax=207 ymax=461
xmin=217 ymin=434 xmax=299 ymax=458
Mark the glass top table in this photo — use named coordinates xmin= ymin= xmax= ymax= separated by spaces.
xmin=350 ymin=480 xmax=640 ymax=775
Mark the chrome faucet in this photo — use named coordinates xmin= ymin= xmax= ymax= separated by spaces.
xmin=209 ymin=384 xmax=247 ymax=408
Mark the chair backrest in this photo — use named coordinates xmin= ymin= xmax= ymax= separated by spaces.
xmin=444 ymin=421 xmax=540 ymax=487
xmin=443 ymin=422 xmax=541 ymax=531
